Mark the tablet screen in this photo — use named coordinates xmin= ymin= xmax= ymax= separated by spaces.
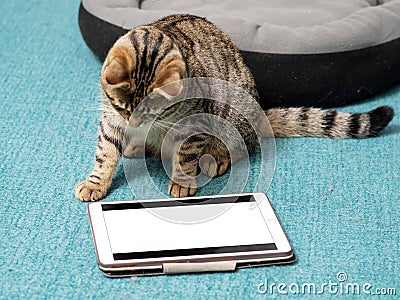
xmin=101 ymin=195 xmax=277 ymax=260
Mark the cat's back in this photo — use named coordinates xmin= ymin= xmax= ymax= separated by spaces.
xmin=151 ymin=14 xmax=233 ymax=73
xmin=151 ymin=14 xmax=257 ymax=95
xmin=151 ymin=14 xmax=222 ymax=50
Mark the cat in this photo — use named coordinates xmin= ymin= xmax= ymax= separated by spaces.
xmin=75 ymin=14 xmax=394 ymax=201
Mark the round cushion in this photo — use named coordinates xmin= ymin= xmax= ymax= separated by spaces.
xmin=78 ymin=0 xmax=400 ymax=108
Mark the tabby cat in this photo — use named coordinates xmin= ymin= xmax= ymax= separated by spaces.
xmin=75 ymin=14 xmax=394 ymax=201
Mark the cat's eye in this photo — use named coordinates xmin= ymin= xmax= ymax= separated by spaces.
xmin=135 ymin=106 xmax=145 ymax=114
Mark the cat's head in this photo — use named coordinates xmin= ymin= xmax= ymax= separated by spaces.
xmin=100 ymin=26 xmax=187 ymax=127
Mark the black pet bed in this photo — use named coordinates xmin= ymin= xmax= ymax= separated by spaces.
xmin=78 ymin=0 xmax=400 ymax=108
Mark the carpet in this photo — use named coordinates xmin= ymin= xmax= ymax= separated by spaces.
xmin=0 ymin=1 xmax=399 ymax=299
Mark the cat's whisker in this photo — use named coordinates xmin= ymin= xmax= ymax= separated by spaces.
xmin=151 ymin=123 xmax=169 ymax=134
xmin=98 ymin=104 xmax=119 ymax=115
xmin=158 ymin=121 xmax=199 ymax=132
xmin=156 ymin=120 xmax=179 ymax=126
xmin=156 ymin=119 xmax=188 ymax=129
xmin=152 ymin=121 xmax=172 ymax=131
xmin=153 ymin=121 xmax=181 ymax=134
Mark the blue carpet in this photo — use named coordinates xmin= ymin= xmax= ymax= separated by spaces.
xmin=1 ymin=1 xmax=399 ymax=299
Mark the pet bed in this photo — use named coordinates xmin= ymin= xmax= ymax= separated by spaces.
xmin=78 ymin=0 xmax=400 ymax=108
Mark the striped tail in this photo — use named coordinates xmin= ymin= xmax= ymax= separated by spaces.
xmin=260 ymin=106 xmax=394 ymax=139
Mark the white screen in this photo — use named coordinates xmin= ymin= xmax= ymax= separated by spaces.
xmin=103 ymin=202 xmax=275 ymax=254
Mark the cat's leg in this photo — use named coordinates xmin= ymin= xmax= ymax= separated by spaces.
xmin=200 ymin=139 xmax=231 ymax=178
xmin=75 ymin=115 xmax=123 ymax=201
xmin=168 ymin=134 xmax=208 ymax=198
xmin=200 ymin=133 xmax=255 ymax=178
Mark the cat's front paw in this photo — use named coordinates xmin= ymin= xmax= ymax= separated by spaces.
xmin=75 ymin=180 xmax=107 ymax=202
xmin=168 ymin=179 xmax=197 ymax=198
xmin=199 ymin=155 xmax=230 ymax=178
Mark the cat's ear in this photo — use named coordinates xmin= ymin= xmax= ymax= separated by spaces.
xmin=103 ymin=50 xmax=131 ymax=90
xmin=152 ymin=57 xmax=186 ymax=100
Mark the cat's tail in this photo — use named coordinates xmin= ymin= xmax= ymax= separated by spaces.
xmin=259 ymin=106 xmax=394 ymax=139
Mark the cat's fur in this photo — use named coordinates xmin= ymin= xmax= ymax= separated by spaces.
xmin=76 ymin=14 xmax=394 ymax=201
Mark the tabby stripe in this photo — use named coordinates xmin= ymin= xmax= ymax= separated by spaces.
xmin=186 ymin=135 xmax=205 ymax=144
xmin=300 ymin=107 xmax=309 ymax=125
xmin=180 ymin=153 xmax=199 ymax=163
xmin=103 ymin=90 xmax=125 ymax=113
xmin=156 ymin=108 xmax=172 ymax=121
xmin=348 ymin=113 xmax=361 ymax=138
xmin=280 ymin=110 xmax=289 ymax=125
xmin=134 ymin=81 xmax=146 ymax=99
xmin=110 ymin=100 xmax=125 ymax=113
xmin=323 ymin=110 xmax=337 ymax=136
xmin=88 ymin=179 xmax=100 ymax=185
xmin=132 ymin=82 xmax=141 ymax=99
xmin=95 ymin=155 xmax=104 ymax=164
xmin=223 ymin=103 xmax=231 ymax=116
xmin=147 ymin=42 xmax=173 ymax=85
xmin=89 ymin=174 xmax=101 ymax=181
xmin=138 ymin=28 xmax=150 ymax=83
xmin=217 ymin=161 xmax=225 ymax=173
xmin=162 ymin=25 xmax=196 ymax=56
xmin=103 ymin=90 xmax=115 ymax=101
xmin=100 ymin=121 xmax=123 ymax=154
xmin=132 ymin=29 xmax=150 ymax=98
xmin=172 ymin=26 xmax=196 ymax=48
xmin=160 ymin=15 xmax=199 ymax=30
xmin=129 ymin=32 xmax=141 ymax=82
xmin=162 ymin=29 xmax=193 ymax=52
xmin=180 ymin=143 xmax=203 ymax=151
xmin=144 ymin=32 xmax=164 ymax=83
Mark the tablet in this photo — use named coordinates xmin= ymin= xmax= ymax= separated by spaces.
xmin=88 ymin=193 xmax=295 ymax=277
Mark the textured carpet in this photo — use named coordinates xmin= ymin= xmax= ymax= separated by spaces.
xmin=0 ymin=1 xmax=399 ymax=299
